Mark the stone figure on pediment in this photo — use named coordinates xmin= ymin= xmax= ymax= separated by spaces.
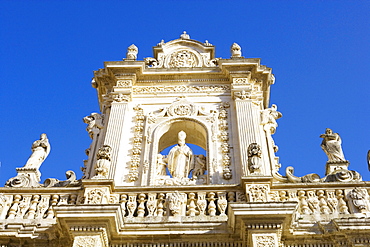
xmin=83 ymin=113 xmax=103 ymax=139
xmin=167 ymin=131 xmax=193 ymax=179
xmin=320 ymin=128 xmax=346 ymax=162
xmin=24 ymin=133 xmax=50 ymax=170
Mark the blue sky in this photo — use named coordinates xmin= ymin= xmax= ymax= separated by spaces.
xmin=1 ymin=0 xmax=369 ymax=185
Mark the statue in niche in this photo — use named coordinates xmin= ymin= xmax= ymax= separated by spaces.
xmin=192 ymin=154 xmax=206 ymax=178
xmin=320 ymin=128 xmax=346 ymax=162
xmin=167 ymin=131 xmax=193 ymax=179
xmin=24 ymin=133 xmax=51 ymax=169
xmin=156 ymin=154 xmax=167 ymax=176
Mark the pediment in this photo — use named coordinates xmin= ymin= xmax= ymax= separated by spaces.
xmin=145 ymin=32 xmax=218 ymax=68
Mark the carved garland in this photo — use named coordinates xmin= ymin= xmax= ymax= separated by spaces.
xmin=128 ymin=105 xmax=145 ymax=182
xmin=218 ymin=102 xmax=232 ymax=180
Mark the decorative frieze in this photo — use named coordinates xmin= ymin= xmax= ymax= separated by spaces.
xmin=132 ymin=85 xmax=230 ymax=94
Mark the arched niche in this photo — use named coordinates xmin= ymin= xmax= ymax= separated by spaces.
xmin=158 ymin=119 xmax=207 ymax=152
xmin=148 ymin=117 xmax=212 ymax=185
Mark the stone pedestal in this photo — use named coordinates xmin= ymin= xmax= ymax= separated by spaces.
xmin=325 ymin=160 xmax=349 ymax=175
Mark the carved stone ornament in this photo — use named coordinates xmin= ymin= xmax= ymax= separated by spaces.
xmin=247 ymin=184 xmax=269 ymax=202
xmin=168 ymin=49 xmax=198 ymax=68
xmin=233 ymin=90 xmax=250 ymax=100
xmin=44 ymin=170 xmax=80 ymax=187
xmin=133 ymin=85 xmax=230 ymax=94
xmin=254 ymin=235 xmax=276 ymax=247
xmin=83 ymin=113 xmax=104 ymax=139
xmin=73 ymin=235 xmax=101 ymax=247
xmin=92 ymin=145 xmax=112 ymax=179
xmin=230 ymin=42 xmax=242 ymax=58
xmin=247 ymin=143 xmax=262 ymax=174
xmin=349 ymin=187 xmax=369 ymax=213
xmin=113 ymin=93 xmax=130 ymax=102
xmin=125 ymin=44 xmax=138 ymax=60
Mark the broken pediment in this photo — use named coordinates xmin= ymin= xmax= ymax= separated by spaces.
xmin=145 ymin=32 xmax=219 ymax=68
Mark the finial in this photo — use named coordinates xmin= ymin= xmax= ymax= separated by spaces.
xmin=125 ymin=44 xmax=138 ymax=60
xmin=231 ymin=42 xmax=242 ymax=58
xmin=180 ymin=31 xmax=190 ymax=39
xmin=204 ymin=40 xmax=212 ymax=46
xmin=157 ymin=39 xmax=165 ymax=46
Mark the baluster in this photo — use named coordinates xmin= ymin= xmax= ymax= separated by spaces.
xmin=69 ymin=194 xmax=77 ymax=205
xmin=298 ymin=191 xmax=310 ymax=215
xmin=137 ymin=193 xmax=146 ymax=217
xmin=157 ymin=193 xmax=165 ymax=217
xmin=227 ymin=192 xmax=235 ymax=202
xmin=127 ymin=194 xmax=137 ymax=217
xmin=46 ymin=195 xmax=59 ymax=219
xmin=208 ymin=192 xmax=216 ymax=216
xmin=147 ymin=193 xmax=157 ymax=217
xmin=197 ymin=192 xmax=207 ymax=216
xmin=279 ymin=191 xmax=288 ymax=202
xmin=120 ymin=194 xmax=128 ymax=217
xmin=7 ymin=195 xmax=21 ymax=219
xmin=336 ymin=189 xmax=349 ymax=214
xmin=187 ymin=192 xmax=197 ymax=216
xmin=317 ymin=190 xmax=330 ymax=214
xmin=217 ymin=192 xmax=227 ymax=216
xmin=26 ymin=195 xmax=40 ymax=219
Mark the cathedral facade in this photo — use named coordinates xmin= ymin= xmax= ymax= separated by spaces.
xmin=1 ymin=33 xmax=369 ymax=247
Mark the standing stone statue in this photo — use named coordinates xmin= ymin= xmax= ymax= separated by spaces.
xmin=320 ymin=128 xmax=346 ymax=162
xmin=24 ymin=133 xmax=51 ymax=169
xmin=167 ymin=131 xmax=193 ymax=179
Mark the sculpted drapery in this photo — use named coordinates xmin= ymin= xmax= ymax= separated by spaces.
xmin=24 ymin=133 xmax=51 ymax=169
xmin=167 ymin=131 xmax=193 ymax=179
xmin=320 ymin=128 xmax=345 ymax=162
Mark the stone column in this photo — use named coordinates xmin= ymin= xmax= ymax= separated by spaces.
xmin=233 ymin=86 xmax=268 ymax=176
xmin=102 ymin=95 xmax=130 ymax=179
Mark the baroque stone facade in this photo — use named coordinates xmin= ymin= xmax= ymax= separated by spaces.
xmin=1 ymin=33 xmax=369 ymax=247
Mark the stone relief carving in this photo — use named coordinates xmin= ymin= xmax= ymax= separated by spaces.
xmin=247 ymin=143 xmax=262 ymax=174
xmin=168 ymin=50 xmax=198 ymax=68
xmin=247 ymin=184 xmax=269 ymax=202
xmin=254 ymin=235 xmax=275 ymax=247
xmin=92 ymin=145 xmax=112 ymax=179
xmin=113 ymin=93 xmax=130 ymax=102
xmin=133 ymin=85 xmax=230 ymax=94
xmin=320 ymin=128 xmax=346 ymax=162
xmin=168 ymin=191 xmax=186 ymax=216
xmin=218 ymin=103 xmax=232 ymax=180
xmin=348 ymin=188 xmax=369 ymax=213
xmin=125 ymin=44 xmax=138 ymax=60
xmin=128 ymin=105 xmax=145 ymax=182
xmin=73 ymin=236 xmax=101 ymax=247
